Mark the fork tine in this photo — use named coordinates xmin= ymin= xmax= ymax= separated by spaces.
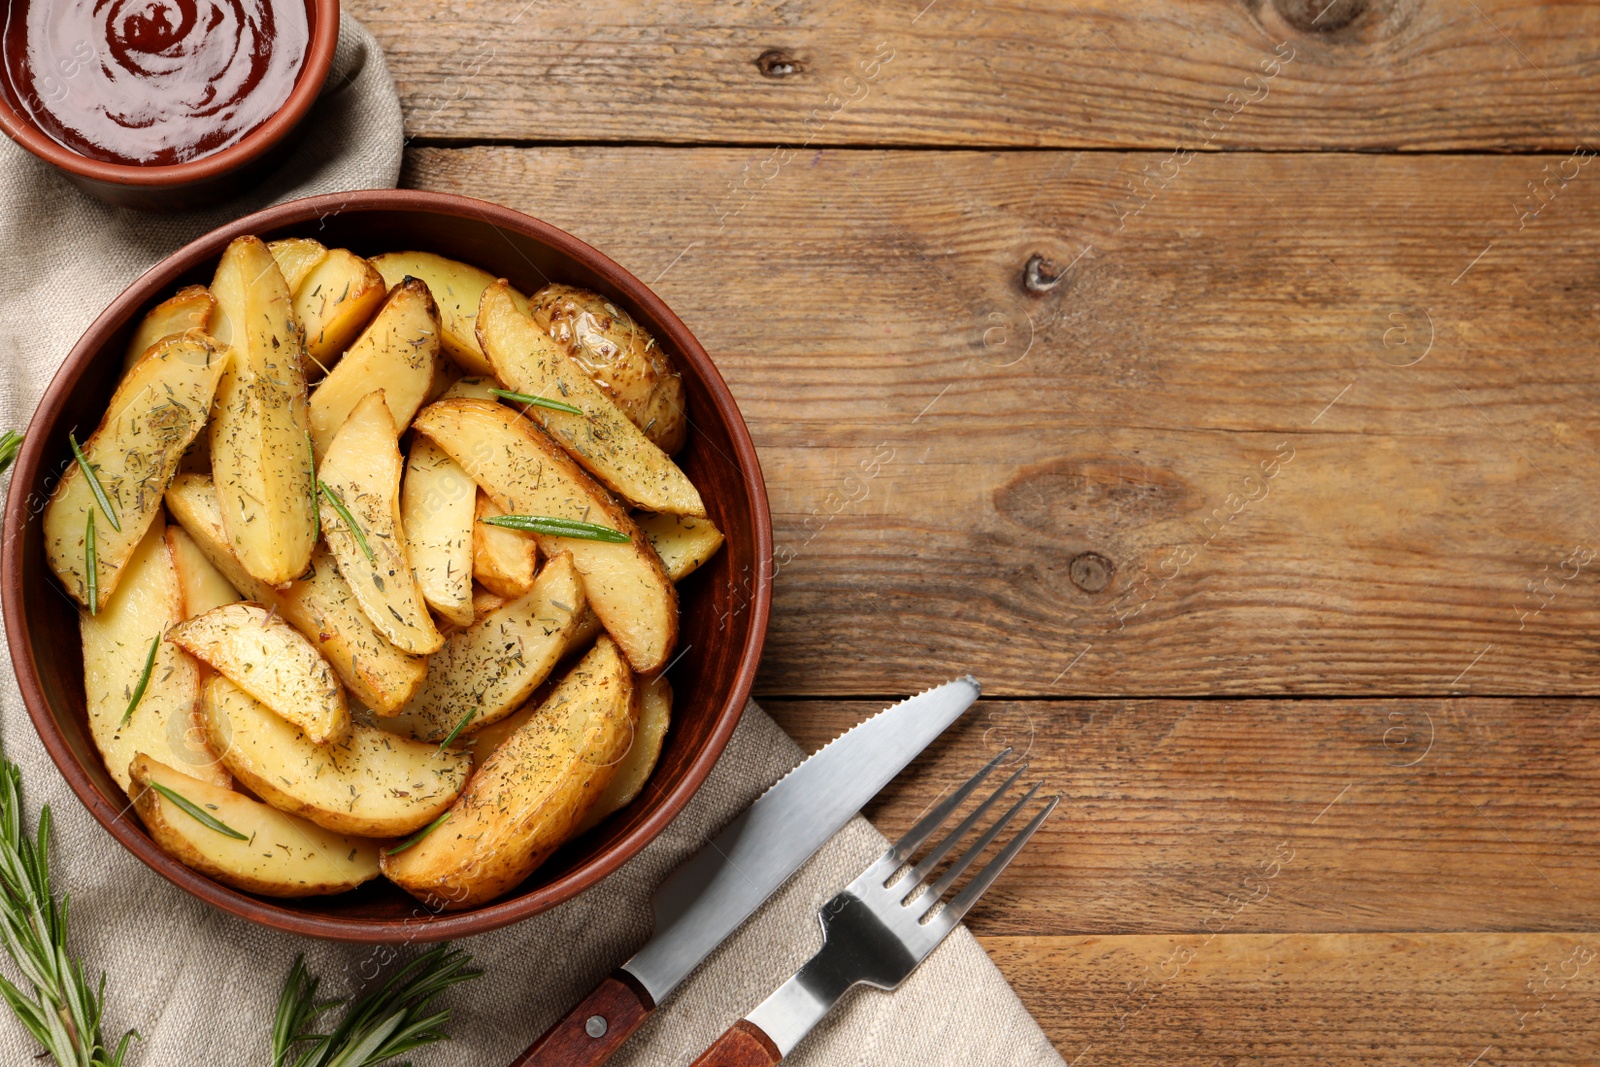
xmin=910 ymin=780 xmax=1042 ymax=914
xmin=895 ymin=762 xmax=1029 ymax=893
xmin=882 ymin=748 xmax=1011 ymax=869
xmin=926 ymin=793 xmax=1059 ymax=931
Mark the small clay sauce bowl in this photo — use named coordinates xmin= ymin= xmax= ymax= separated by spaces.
xmin=0 ymin=0 xmax=340 ymax=211
xmin=2 ymin=191 xmax=772 ymax=942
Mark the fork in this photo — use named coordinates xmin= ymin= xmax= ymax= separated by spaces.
xmin=688 ymin=750 xmax=1058 ymax=1066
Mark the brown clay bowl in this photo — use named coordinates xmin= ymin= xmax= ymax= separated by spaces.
xmin=2 ymin=190 xmax=772 ymax=942
xmin=0 ymin=0 xmax=340 ymax=211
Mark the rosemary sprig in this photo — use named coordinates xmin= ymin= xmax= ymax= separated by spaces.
xmin=0 ymin=758 xmax=138 ymax=1066
xmin=0 ymin=430 xmax=23 ymax=475
xmin=84 ymin=512 xmax=97 ymax=616
xmin=271 ymin=946 xmax=479 ymax=1067
xmin=385 ymin=813 xmax=451 ymax=856
xmin=436 ymin=710 xmax=475 ymax=751
xmin=479 ymin=514 xmax=630 ymax=543
xmin=489 ymin=388 xmax=585 ymax=417
xmin=118 ymin=636 xmax=160 ymax=728
xmin=68 ymin=432 xmax=118 ymax=533
xmin=146 ymin=783 xmax=248 ymax=841
xmin=317 ymin=481 xmax=374 ymax=562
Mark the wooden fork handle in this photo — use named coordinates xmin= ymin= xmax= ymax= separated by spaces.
xmin=508 ymin=972 xmax=654 ymax=1067
xmin=689 ymin=1020 xmax=783 ymax=1067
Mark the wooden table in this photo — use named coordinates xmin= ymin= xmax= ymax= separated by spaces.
xmin=350 ymin=0 xmax=1600 ymax=1059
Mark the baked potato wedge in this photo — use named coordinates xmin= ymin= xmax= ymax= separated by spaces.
xmin=165 ymin=474 xmax=427 ymax=715
xmin=208 ymin=235 xmax=318 ymax=587
xmin=401 ymin=438 xmax=476 ymax=627
xmin=168 ymin=602 xmax=348 ymax=745
xmin=530 ymin=284 xmax=687 ymax=454
xmin=371 ymin=252 xmax=532 ymax=377
xmin=382 ymin=636 xmax=638 ymax=910
xmin=379 ymin=554 xmax=586 ymax=743
xmin=576 ymin=673 xmax=670 ymax=833
xmin=293 ymin=248 xmax=387 ymax=371
xmin=267 ymin=237 xmax=329 ymax=293
xmin=199 ymin=676 xmax=469 ymax=836
xmin=440 ymin=375 xmax=499 ymax=403
xmin=318 ymin=391 xmax=444 ymax=655
xmin=46 ymin=332 xmax=230 ymax=611
xmin=472 ymin=491 xmax=537 ymax=598
xmin=478 ymin=281 xmax=705 ymax=517
xmin=130 ymin=754 xmax=381 ymax=897
xmin=81 ymin=517 xmax=230 ymax=794
xmin=309 ymin=278 xmax=441 ymax=456
xmin=165 ymin=525 xmax=241 ymax=618
xmin=121 ymin=286 xmax=214 ymax=373
xmin=637 ymin=512 xmax=725 ymax=583
xmin=414 ymin=398 xmax=678 ymax=673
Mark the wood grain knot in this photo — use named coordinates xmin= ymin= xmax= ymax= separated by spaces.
xmin=1069 ymin=552 xmax=1114 ymax=593
xmin=1023 ymin=253 xmax=1067 ymax=294
xmin=1272 ymin=0 xmax=1368 ymax=33
xmin=755 ymin=49 xmax=804 ymax=78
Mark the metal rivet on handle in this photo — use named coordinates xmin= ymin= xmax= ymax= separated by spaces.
xmin=585 ymin=1015 xmax=608 ymax=1039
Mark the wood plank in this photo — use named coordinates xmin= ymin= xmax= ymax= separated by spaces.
xmin=980 ymin=932 xmax=1600 ymax=1065
xmin=352 ymin=0 xmax=1600 ymax=149
xmin=405 ymin=146 xmax=1600 ymax=697
xmin=765 ymin=699 xmax=1600 ymax=936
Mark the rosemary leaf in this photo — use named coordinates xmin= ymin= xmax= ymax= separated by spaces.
xmin=0 ymin=430 xmax=23 ymax=475
xmin=271 ymin=945 xmax=480 ymax=1067
xmin=385 ymin=813 xmax=451 ymax=856
xmin=436 ymin=710 xmax=475 ymax=752
xmin=147 ymin=782 xmax=248 ymax=840
xmin=119 ymin=635 xmax=161 ymax=728
xmin=479 ymin=514 xmax=630 ymax=543
xmin=85 ymin=510 xmax=97 ymax=616
xmin=0 ymin=757 xmax=138 ymax=1066
xmin=488 ymin=388 xmax=585 ymax=417
xmin=68 ymin=431 xmax=119 ymax=532
xmin=318 ymin=481 xmax=374 ymax=562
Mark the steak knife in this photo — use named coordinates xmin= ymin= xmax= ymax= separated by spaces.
xmin=510 ymin=676 xmax=982 ymax=1067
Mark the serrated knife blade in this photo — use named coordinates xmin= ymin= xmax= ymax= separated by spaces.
xmin=510 ymin=676 xmax=981 ymax=1067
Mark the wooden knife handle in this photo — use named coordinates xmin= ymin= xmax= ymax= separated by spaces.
xmin=689 ymin=1020 xmax=783 ymax=1067
xmin=508 ymin=972 xmax=655 ymax=1067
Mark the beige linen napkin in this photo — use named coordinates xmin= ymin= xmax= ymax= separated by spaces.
xmin=0 ymin=19 xmax=1064 ymax=1065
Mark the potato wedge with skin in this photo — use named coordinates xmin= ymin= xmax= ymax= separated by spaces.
xmin=637 ymin=512 xmax=725 ymax=583
xmin=472 ymin=492 xmax=536 ymax=599
xmin=165 ymin=525 xmax=241 ymax=618
xmin=401 ymin=438 xmax=476 ymax=627
xmin=576 ymin=674 xmax=670 ymax=833
xmin=378 ymin=554 xmax=586 ymax=743
xmin=168 ymin=602 xmax=348 ymax=745
xmin=309 ymin=279 xmax=441 ymax=456
xmin=200 ymin=676 xmax=469 ymax=836
xmin=294 ymin=248 xmax=387 ymax=371
xmin=415 ymin=399 xmax=678 ymax=673
xmin=82 ymin=517 xmax=230 ymax=794
xmin=371 ymin=252 xmax=532 ymax=377
xmin=531 ymin=284 xmax=688 ymax=454
xmin=479 ymin=282 xmax=705 ymax=517
xmin=46 ymin=332 xmax=230 ymax=611
xmin=382 ymin=636 xmax=638 ymax=910
xmin=165 ymin=474 xmax=427 ymax=715
xmin=130 ymin=754 xmax=380 ymax=897
xmin=121 ymin=286 xmax=214 ymax=373
xmin=209 ymin=235 xmax=317 ymax=587
xmin=319 ymin=392 xmax=444 ymax=655
xmin=440 ymin=375 xmax=499 ymax=403
xmin=267 ymin=237 xmax=329 ymax=293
